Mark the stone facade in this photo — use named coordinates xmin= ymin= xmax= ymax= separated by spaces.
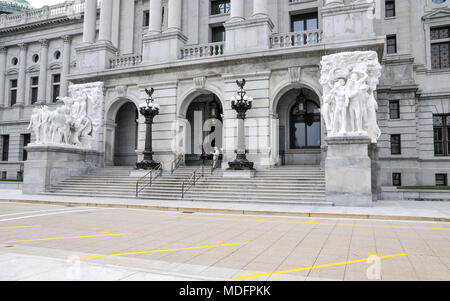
xmin=0 ymin=0 xmax=449 ymax=199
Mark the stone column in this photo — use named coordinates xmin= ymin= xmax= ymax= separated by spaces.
xmin=37 ymin=39 xmax=48 ymax=104
xmin=60 ymin=35 xmax=71 ymax=98
xmin=16 ymin=43 xmax=27 ymax=106
xmin=0 ymin=47 xmax=7 ymax=107
xmin=148 ymin=0 xmax=163 ymax=34
xmin=230 ymin=0 xmax=244 ymax=21
xmin=99 ymin=0 xmax=113 ymax=42
xmin=83 ymin=0 xmax=97 ymax=44
xmin=253 ymin=0 xmax=268 ymax=17
xmin=167 ymin=0 xmax=182 ymax=31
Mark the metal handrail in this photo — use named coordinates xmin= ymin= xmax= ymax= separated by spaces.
xmin=181 ymin=165 xmax=204 ymax=199
xmin=171 ymin=153 xmax=184 ymax=175
xmin=135 ymin=163 xmax=163 ymax=197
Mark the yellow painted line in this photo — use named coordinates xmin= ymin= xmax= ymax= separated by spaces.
xmin=233 ymin=253 xmax=408 ymax=280
xmin=72 ymin=241 xmax=250 ymax=260
xmin=0 ymin=225 xmax=41 ymax=230
xmin=2 ymin=232 xmax=132 ymax=244
xmin=160 ymin=213 xmax=450 ymax=231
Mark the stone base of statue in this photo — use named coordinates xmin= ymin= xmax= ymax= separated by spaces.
xmin=223 ymin=170 xmax=255 ymax=179
xmin=22 ymin=144 xmax=100 ymax=195
xmin=135 ymin=159 xmax=160 ymax=170
xmin=325 ymin=136 xmax=373 ymax=207
xmin=228 ymin=154 xmax=255 ymax=171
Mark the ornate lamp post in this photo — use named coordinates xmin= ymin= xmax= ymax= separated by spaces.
xmin=136 ymin=88 xmax=161 ymax=170
xmin=228 ymin=79 xmax=255 ymax=170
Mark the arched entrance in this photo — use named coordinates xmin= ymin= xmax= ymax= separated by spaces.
xmin=114 ymin=102 xmax=138 ymax=166
xmin=184 ymin=93 xmax=223 ymax=165
xmin=276 ymin=88 xmax=322 ymax=165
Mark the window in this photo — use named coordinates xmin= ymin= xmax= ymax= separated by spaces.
xmin=290 ymin=91 xmax=321 ymax=149
xmin=211 ymin=26 xmax=226 ymax=43
xmin=291 ymin=13 xmax=318 ymax=32
xmin=390 ymin=134 xmax=401 ymax=155
xmin=436 ymin=174 xmax=448 ymax=186
xmin=143 ymin=10 xmax=149 ymax=27
xmin=52 ymin=74 xmax=61 ymax=103
xmin=389 ymin=101 xmax=400 ymax=119
xmin=385 ymin=1 xmax=395 ymax=18
xmin=30 ymin=76 xmax=39 ymax=104
xmin=431 ymin=26 xmax=450 ymax=69
xmin=10 ymin=79 xmax=17 ymax=106
xmin=210 ymin=0 xmax=230 ymax=15
xmin=22 ymin=134 xmax=31 ymax=161
xmin=1 ymin=135 xmax=9 ymax=161
xmin=392 ymin=173 xmax=401 ymax=186
xmin=387 ymin=35 xmax=397 ymax=54
xmin=433 ymin=115 xmax=450 ymax=156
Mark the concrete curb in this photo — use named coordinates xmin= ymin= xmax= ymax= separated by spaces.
xmin=2 ymin=198 xmax=449 ymax=223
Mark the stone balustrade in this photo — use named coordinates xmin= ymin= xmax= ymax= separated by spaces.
xmin=180 ymin=42 xmax=225 ymax=60
xmin=270 ymin=29 xmax=323 ymax=49
xmin=110 ymin=54 xmax=143 ymax=69
xmin=0 ymin=0 xmax=100 ymax=29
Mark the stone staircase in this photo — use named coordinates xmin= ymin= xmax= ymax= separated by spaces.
xmin=46 ymin=165 xmax=330 ymax=206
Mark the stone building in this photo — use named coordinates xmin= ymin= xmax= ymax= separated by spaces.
xmin=0 ymin=0 xmax=449 ymax=199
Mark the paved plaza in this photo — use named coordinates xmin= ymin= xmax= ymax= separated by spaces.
xmin=0 ymin=201 xmax=449 ymax=281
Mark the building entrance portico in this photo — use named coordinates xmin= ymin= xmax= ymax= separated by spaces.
xmin=112 ymin=101 xmax=139 ymax=166
xmin=275 ymin=87 xmax=323 ymax=166
xmin=184 ymin=93 xmax=223 ymax=166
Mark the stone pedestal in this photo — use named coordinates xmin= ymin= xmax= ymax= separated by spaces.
xmin=142 ymin=31 xmax=187 ymax=62
xmin=75 ymin=42 xmax=118 ymax=72
xmin=23 ymin=145 xmax=100 ymax=194
xmin=325 ymin=136 xmax=372 ymax=207
xmin=224 ymin=17 xmax=273 ymax=54
xmin=223 ymin=170 xmax=255 ymax=178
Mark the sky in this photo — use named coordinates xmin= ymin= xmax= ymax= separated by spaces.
xmin=28 ymin=0 xmax=66 ymax=9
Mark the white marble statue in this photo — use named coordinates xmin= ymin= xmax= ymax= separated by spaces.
xmin=319 ymin=51 xmax=382 ymax=143
xmin=28 ymin=82 xmax=104 ymax=149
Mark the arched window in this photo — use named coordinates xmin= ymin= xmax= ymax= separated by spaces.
xmin=289 ymin=90 xmax=321 ymax=149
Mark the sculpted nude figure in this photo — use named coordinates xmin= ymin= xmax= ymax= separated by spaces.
xmin=330 ymin=79 xmax=347 ymax=134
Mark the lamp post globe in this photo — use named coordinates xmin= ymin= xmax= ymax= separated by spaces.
xmin=136 ymin=88 xmax=161 ymax=170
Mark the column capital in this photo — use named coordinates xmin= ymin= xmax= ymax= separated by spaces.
xmin=18 ymin=42 xmax=27 ymax=50
xmin=0 ymin=46 xmax=7 ymax=53
xmin=39 ymin=39 xmax=49 ymax=48
xmin=62 ymin=35 xmax=72 ymax=44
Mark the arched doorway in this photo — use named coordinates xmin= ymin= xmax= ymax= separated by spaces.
xmin=276 ymin=88 xmax=322 ymax=165
xmin=184 ymin=93 xmax=223 ymax=165
xmin=114 ymin=102 xmax=138 ymax=166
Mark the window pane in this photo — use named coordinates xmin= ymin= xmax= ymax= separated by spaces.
xmin=31 ymin=88 xmax=38 ymax=104
xmin=385 ymin=2 xmax=395 ymax=18
xmin=11 ymin=80 xmax=17 ymax=88
xmin=431 ymin=44 xmax=441 ymax=69
xmin=436 ymin=174 xmax=447 ymax=186
xmin=52 ymin=85 xmax=60 ymax=103
xmin=440 ymin=43 xmax=449 ymax=69
xmin=31 ymin=77 xmax=39 ymax=86
xmin=211 ymin=26 xmax=226 ymax=42
xmin=10 ymin=90 xmax=16 ymax=106
xmin=292 ymin=20 xmax=304 ymax=32
xmin=431 ymin=29 xmax=440 ymax=40
xmin=392 ymin=173 xmax=401 ymax=186
xmin=433 ymin=116 xmax=443 ymax=126
xmin=439 ymin=27 xmax=449 ymax=39
xmin=447 ymin=116 xmax=450 ymax=125
xmin=307 ymin=121 xmax=321 ymax=147
xmin=434 ymin=128 xmax=443 ymax=141
xmin=306 ymin=18 xmax=318 ymax=30
xmin=294 ymin=122 xmax=306 ymax=148
xmin=53 ymin=74 xmax=61 ymax=84
xmin=389 ymin=101 xmax=399 ymax=119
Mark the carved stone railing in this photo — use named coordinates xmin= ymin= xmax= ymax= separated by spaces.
xmin=180 ymin=42 xmax=225 ymax=60
xmin=0 ymin=0 xmax=99 ymax=29
xmin=270 ymin=29 xmax=323 ymax=49
xmin=110 ymin=54 xmax=143 ymax=69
